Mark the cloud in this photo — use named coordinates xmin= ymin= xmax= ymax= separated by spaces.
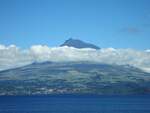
xmin=0 ymin=45 xmax=34 ymax=70
xmin=121 ymin=27 xmax=141 ymax=34
xmin=145 ymin=49 xmax=150 ymax=52
xmin=143 ymin=23 xmax=150 ymax=28
xmin=0 ymin=44 xmax=150 ymax=72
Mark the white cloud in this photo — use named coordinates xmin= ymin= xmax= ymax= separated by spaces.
xmin=0 ymin=44 xmax=33 ymax=70
xmin=145 ymin=49 xmax=150 ymax=53
xmin=0 ymin=44 xmax=150 ymax=72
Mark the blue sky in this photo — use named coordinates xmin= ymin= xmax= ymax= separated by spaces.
xmin=0 ymin=0 xmax=150 ymax=49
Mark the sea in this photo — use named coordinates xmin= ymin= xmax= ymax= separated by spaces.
xmin=0 ymin=94 xmax=150 ymax=113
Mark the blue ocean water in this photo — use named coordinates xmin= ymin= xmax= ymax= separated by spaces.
xmin=0 ymin=95 xmax=150 ymax=113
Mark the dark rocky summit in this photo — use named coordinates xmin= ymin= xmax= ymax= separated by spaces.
xmin=60 ymin=38 xmax=100 ymax=49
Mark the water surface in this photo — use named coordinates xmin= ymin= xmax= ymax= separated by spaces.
xmin=0 ymin=95 xmax=150 ymax=113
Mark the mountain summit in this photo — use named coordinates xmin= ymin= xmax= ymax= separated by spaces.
xmin=60 ymin=38 xmax=100 ymax=49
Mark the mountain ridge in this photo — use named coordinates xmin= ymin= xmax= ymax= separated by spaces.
xmin=60 ymin=38 xmax=100 ymax=49
xmin=0 ymin=61 xmax=150 ymax=95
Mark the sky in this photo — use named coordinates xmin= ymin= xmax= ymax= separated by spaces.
xmin=0 ymin=0 xmax=150 ymax=49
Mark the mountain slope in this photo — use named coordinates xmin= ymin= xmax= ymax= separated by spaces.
xmin=60 ymin=38 xmax=100 ymax=49
xmin=0 ymin=62 xmax=150 ymax=95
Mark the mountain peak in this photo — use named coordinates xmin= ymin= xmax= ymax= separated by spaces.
xmin=60 ymin=38 xmax=100 ymax=49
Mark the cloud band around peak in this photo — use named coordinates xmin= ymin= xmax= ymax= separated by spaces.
xmin=0 ymin=44 xmax=150 ymax=72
